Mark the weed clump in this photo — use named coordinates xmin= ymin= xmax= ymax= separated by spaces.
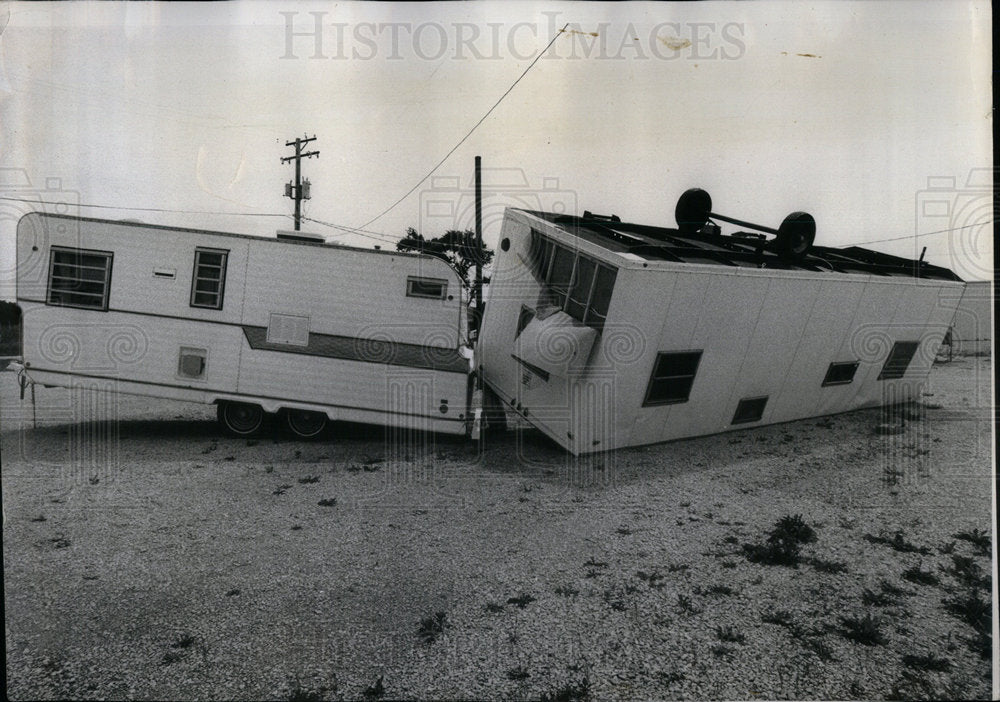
xmin=417 ymin=611 xmax=449 ymax=644
xmin=744 ymin=514 xmax=816 ymax=567
xmin=841 ymin=613 xmax=887 ymax=646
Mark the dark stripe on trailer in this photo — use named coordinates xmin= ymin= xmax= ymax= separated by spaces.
xmin=22 ymin=367 xmax=467 ymax=424
xmin=241 ymin=326 xmax=469 ymax=374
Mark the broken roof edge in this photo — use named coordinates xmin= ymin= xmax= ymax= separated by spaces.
xmin=511 ymin=208 xmax=964 ymax=283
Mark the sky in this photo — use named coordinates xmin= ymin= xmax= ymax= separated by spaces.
xmin=0 ymin=0 xmax=993 ymax=300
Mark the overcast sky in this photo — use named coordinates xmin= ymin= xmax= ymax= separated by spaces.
xmin=0 ymin=0 xmax=992 ymax=298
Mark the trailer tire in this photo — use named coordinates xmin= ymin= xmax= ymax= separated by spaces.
xmin=218 ymin=401 xmax=265 ymax=437
xmin=285 ymin=409 xmax=328 ymax=439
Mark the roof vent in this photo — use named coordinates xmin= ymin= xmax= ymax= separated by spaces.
xmin=276 ymin=229 xmax=326 ymax=243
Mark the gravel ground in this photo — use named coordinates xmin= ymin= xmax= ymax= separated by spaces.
xmin=2 ymin=358 xmax=995 ymax=701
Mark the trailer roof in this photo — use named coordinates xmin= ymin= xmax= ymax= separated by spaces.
xmin=19 ymin=212 xmax=432 ymax=261
xmin=520 ymin=209 xmax=963 ymax=282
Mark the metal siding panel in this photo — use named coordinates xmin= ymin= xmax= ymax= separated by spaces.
xmin=725 ymin=277 xmax=819 ymax=425
xmin=241 ymin=240 xmax=462 ymax=349
xmin=770 ymin=278 xmax=868 ymax=421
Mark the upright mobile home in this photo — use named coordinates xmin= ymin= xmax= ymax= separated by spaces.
xmin=15 ymin=212 xmax=472 ymax=437
xmin=477 ymin=191 xmax=965 ymax=455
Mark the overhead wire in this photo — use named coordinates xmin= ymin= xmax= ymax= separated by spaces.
xmin=355 ymin=22 xmax=570 ymax=231
xmin=0 ymin=196 xmax=291 ymax=219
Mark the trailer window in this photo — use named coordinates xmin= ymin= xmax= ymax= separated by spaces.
xmin=535 ymin=233 xmax=617 ymax=332
xmin=822 ymin=361 xmax=859 ymax=386
xmin=732 ymin=396 xmax=768 ymax=424
xmin=406 ymin=276 xmax=448 ymax=300
xmin=47 ymin=247 xmax=113 ymax=311
xmin=190 ymin=248 xmax=228 ymax=310
xmin=643 ymin=351 xmax=702 ymax=406
xmin=878 ymin=341 xmax=920 ymax=380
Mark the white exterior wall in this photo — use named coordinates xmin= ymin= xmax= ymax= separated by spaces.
xmin=480 ymin=209 xmax=965 ymax=454
xmin=16 ymin=213 xmax=469 ymax=434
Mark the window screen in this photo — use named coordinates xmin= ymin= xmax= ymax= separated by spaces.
xmin=190 ymin=248 xmax=228 ymax=309
xmin=732 ymin=396 xmax=768 ymax=424
xmin=878 ymin=341 xmax=920 ymax=380
xmin=406 ymin=276 xmax=448 ymax=300
xmin=643 ymin=351 xmax=702 ymax=406
xmin=534 ymin=232 xmax=617 ymax=332
xmin=822 ymin=361 xmax=859 ymax=386
xmin=47 ymin=247 xmax=113 ymax=311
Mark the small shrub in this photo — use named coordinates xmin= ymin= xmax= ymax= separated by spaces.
xmin=841 ymin=614 xmax=887 ymax=646
xmin=938 ymin=540 xmax=957 ymax=554
xmin=862 ymin=587 xmax=903 ymax=608
xmin=807 ymin=557 xmax=848 ymax=574
xmin=286 ymin=683 xmax=325 ymax=702
xmin=800 ymin=637 xmax=836 ymax=661
xmin=953 ymin=528 xmax=991 ymax=557
xmin=362 ymin=675 xmax=384 ymax=701
xmin=659 ymin=671 xmax=684 ymax=685
xmin=943 ymin=591 xmax=991 ymax=634
xmin=30 ymin=515 xmax=47 ymax=522
xmin=417 ymin=611 xmax=449 ymax=644
xmin=773 ymin=514 xmax=817 ymax=545
xmin=743 ymin=540 xmax=799 ymax=567
xmin=761 ymin=609 xmax=794 ymax=626
xmin=484 ymin=602 xmax=504 ymax=613
xmin=539 ymin=677 xmax=590 ymax=702
xmin=636 ymin=570 xmax=664 ymax=587
xmin=721 ymin=560 xmax=737 ymax=569
xmin=507 ymin=593 xmax=535 ymax=609
xmin=583 ymin=558 xmax=608 ymax=569
xmin=506 ymin=666 xmax=530 ymax=681
xmin=902 ymin=653 xmax=951 ymax=672
xmin=715 ymin=625 xmax=745 ymax=644
xmin=317 ymin=498 xmax=337 ymax=507
xmin=160 ymin=651 xmax=184 ymax=666
xmin=902 ymin=565 xmax=940 ymax=586
xmin=710 ymin=643 xmax=734 ymax=657
xmin=940 ymin=554 xmax=990 ymax=590
xmin=298 ymin=475 xmax=319 ymax=484
xmin=666 ymin=563 xmax=689 ymax=573
xmin=863 ymin=531 xmax=931 ymax=555
xmin=676 ymin=594 xmax=702 ymax=615
xmin=225 ymin=588 xmax=241 ymax=597
xmin=554 ymin=585 xmax=579 ymax=597
xmin=171 ymin=634 xmax=196 ymax=649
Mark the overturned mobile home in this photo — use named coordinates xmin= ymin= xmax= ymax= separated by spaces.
xmin=477 ymin=189 xmax=965 ymax=455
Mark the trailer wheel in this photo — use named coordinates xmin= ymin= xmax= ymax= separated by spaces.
xmin=218 ymin=401 xmax=265 ymax=437
xmin=285 ymin=409 xmax=328 ymax=439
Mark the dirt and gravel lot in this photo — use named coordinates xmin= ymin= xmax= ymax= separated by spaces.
xmin=2 ymin=358 xmax=995 ymax=701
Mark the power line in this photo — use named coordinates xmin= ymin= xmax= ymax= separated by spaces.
xmin=357 ymin=22 xmax=569 ymax=230
xmin=0 ymin=196 xmax=291 ymax=219
xmin=301 ymin=216 xmax=398 ymax=244
xmin=840 ymin=221 xmax=991 ymax=247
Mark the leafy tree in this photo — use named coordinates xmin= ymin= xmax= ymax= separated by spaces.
xmin=395 ymin=228 xmax=493 ymax=291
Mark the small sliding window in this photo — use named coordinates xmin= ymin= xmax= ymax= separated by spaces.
xmin=190 ymin=248 xmax=228 ymax=310
xmin=47 ymin=246 xmax=114 ymax=311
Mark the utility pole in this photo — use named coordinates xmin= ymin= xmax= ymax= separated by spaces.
xmin=474 ymin=155 xmax=483 ymax=334
xmin=281 ymin=134 xmax=319 ymax=230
